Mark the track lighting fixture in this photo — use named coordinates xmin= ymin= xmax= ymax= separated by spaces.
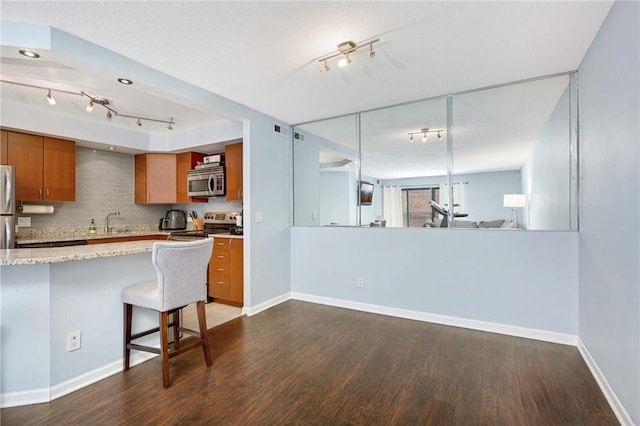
xmin=407 ymin=128 xmax=445 ymax=143
xmin=318 ymin=38 xmax=379 ymax=74
xmin=46 ymin=90 xmax=56 ymax=106
xmin=0 ymin=77 xmax=177 ymax=131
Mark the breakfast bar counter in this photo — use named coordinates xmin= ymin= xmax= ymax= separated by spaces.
xmin=0 ymin=241 xmax=157 ymax=265
xmin=0 ymin=241 xmax=163 ymax=407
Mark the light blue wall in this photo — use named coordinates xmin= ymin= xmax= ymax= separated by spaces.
xmin=578 ymin=1 xmax=640 ymax=423
xmin=291 ymin=227 xmax=578 ymax=334
xmin=521 ymin=85 xmax=571 ymax=230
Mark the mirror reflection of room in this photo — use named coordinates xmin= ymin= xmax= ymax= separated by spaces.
xmin=293 ymin=73 xmax=577 ymax=231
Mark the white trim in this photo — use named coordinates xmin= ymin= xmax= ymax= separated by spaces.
xmin=0 ymin=352 xmax=157 ymax=408
xmin=577 ymin=338 xmax=636 ymax=426
xmin=0 ymin=387 xmax=50 ymax=408
xmin=243 ymin=292 xmax=291 ymax=316
xmin=291 ymin=292 xmax=577 ymax=346
xmin=50 ymin=352 xmax=156 ymax=401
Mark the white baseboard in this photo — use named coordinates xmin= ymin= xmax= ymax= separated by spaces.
xmin=291 ymin=292 xmax=577 ymax=346
xmin=1 ymin=352 xmax=157 ymax=408
xmin=243 ymin=292 xmax=291 ymax=316
xmin=577 ymin=338 xmax=635 ymax=426
xmin=0 ymin=387 xmax=50 ymax=408
xmin=50 ymin=352 xmax=156 ymax=401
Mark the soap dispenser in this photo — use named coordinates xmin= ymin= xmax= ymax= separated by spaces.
xmin=89 ymin=219 xmax=97 ymax=234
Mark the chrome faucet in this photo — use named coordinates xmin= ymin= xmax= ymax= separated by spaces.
xmin=104 ymin=211 xmax=120 ymax=233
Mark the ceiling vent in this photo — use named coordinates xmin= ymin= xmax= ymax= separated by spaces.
xmin=273 ymin=123 xmax=289 ymax=137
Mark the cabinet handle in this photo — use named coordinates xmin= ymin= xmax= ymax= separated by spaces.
xmin=39 ymin=188 xmax=43 ymax=200
xmin=216 ymin=255 xmax=224 ymax=259
xmin=215 ymin=268 xmax=224 ymax=272
xmin=215 ymin=281 xmax=224 ymax=284
xmin=147 ymin=193 xmax=150 ymax=203
xmin=45 ymin=188 xmax=50 ymax=199
xmin=215 ymin=242 xmax=224 ymax=246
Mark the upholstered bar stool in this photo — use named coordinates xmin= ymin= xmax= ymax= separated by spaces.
xmin=122 ymin=238 xmax=214 ymax=388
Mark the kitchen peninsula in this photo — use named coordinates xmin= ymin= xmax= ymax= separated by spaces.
xmin=1 ymin=241 xmax=172 ymax=406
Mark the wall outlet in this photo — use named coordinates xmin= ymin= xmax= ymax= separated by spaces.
xmin=17 ymin=216 xmax=31 ymax=227
xmin=67 ymin=330 xmax=82 ymax=352
xmin=357 ymin=277 xmax=365 ymax=288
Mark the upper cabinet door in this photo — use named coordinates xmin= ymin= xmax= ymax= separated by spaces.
xmin=7 ymin=132 xmax=44 ymax=201
xmin=43 ymin=137 xmax=76 ymax=201
xmin=225 ymin=142 xmax=242 ymax=201
xmin=1 ymin=131 xmax=7 ymax=165
xmin=135 ymin=153 xmax=177 ymax=204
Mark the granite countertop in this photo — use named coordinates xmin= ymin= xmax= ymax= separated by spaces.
xmin=16 ymin=226 xmax=172 ymax=245
xmin=0 ymin=240 xmax=157 ymax=266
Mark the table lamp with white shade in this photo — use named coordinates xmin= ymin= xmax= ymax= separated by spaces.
xmin=503 ymin=194 xmax=526 ymax=229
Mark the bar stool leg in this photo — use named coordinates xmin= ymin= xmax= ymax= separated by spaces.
xmin=160 ymin=311 xmax=171 ymax=388
xmin=173 ymin=310 xmax=180 ymax=350
xmin=196 ymin=301 xmax=212 ymax=366
xmin=123 ymin=303 xmax=132 ymax=371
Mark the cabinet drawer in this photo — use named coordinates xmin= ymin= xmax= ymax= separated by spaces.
xmin=210 ymin=261 xmax=229 ymax=276
xmin=208 ymin=276 xmax=230 ymax=299
xmin=213 ymin=239 xmax=230 ymax=251
xmin=211 ymin=252 xmax=229 ymax=264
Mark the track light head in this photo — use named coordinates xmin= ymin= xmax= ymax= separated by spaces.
xmin=106 ymin=111 xmax=112 ymax=121
xmin=167 ymin=120 xmax=174 ymax=131
xmin=86 ymin=100 xmax=94 ymax=112
xmin=422 ymin=132 xmax=427 ymax=143
xmin=46 ymin=90 xmax=56 ymax=106
xmin=338 ymin=53 xmax=351 ymax=68
xmin=409 ymin=134 xmax=414 ymax=143
xmin=137 ymin=118 xmax=142 ymax=127
xmin=369 ymin=43 xmax=375 ymax=58
xmin=320 ymin=60 xmax=330 ymax=74
xmin=437 ymin=130 xmax=442 ymax=140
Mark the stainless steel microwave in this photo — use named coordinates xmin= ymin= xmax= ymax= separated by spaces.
xmin=187 ymin=166 xmax=225 ymax=197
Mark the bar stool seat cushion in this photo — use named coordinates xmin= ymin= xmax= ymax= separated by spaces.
xmin=121 ymin=280 xmax=161 ymax=311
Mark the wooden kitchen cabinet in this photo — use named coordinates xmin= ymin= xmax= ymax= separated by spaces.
xmin=225 ymin=142 xmax=243 ymax=201
xmin=5 ymin=131 xmax=75 ymax=201
xmin=135 ymin=153 xmax=177 ymax=204
xmin=1 ymin=131 xmax=7 ymax=165
xmin=176 ymin=151 xmax=207 ymax=203
xmin=208 ymin=237 xmax=243 ymax=305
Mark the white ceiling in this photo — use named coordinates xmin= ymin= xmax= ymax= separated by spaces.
xmin=0 ymin=1 xmax=612 ymax=177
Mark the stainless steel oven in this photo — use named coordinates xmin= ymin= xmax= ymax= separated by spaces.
xmin=187 ymin=166 xmax=225 ymax=197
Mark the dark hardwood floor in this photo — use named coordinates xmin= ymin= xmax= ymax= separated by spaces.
xmin=2 ymin=300 xmax=618 ymax=425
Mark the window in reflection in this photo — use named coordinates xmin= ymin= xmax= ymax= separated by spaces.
xmin=401 ymin=187 xmax=440 ymax=227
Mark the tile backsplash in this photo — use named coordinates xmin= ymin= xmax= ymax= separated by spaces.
xmin=21 ymin=147 xmax=171 ymax=229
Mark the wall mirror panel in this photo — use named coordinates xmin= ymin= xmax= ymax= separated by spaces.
xmin=293 ymin=73 xmax=577 ymax=231
xmin=361 ymin=98 xmax=448 ymax=228
xmin=451 ymin=74 xmax=575 ymax=230
xmin=293 ymin=114 xmax=359 ymax=226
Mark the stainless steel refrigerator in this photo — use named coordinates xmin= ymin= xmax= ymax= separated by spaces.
xmin=1 ymin=165 xmax=16 ymax=249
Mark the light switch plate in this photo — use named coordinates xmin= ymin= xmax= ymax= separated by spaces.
xmin=18 ymin=217 xmax=31 ymax=227
xmin=255 ymin=212 xmax=263 ymax=223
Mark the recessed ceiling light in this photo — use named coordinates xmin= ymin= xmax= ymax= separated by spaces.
xmin=19 ymin=49 xmax=40 ymax=59
xmin=117 ymin=78 xmax=133 ymax=85
xmin=108 ymin=146 xmax=117 ymax=151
